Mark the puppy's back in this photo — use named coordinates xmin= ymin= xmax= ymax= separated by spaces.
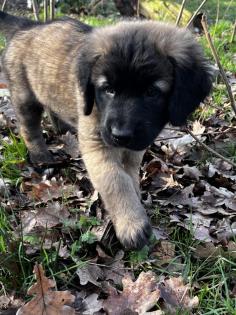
xmin=3 ymin=18 xmax=92 ymax=120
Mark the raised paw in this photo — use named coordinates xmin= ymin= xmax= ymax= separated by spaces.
xmin=29 ymin=150 xmax=56 ymax=165
xmin=114 ymin=214 xmax=152 ymax=249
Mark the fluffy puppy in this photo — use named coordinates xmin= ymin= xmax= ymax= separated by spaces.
xmin=0 ymin=12 xmax=212 ymax=248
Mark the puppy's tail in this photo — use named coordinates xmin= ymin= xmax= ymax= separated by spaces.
xmin=0 ymin=11 xmax=38 ymax=41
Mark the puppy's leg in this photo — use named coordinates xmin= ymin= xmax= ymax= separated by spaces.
xmin=11 ymin=92 xmax=54 ymax=164
xmin=47 ymin=110 xmax=77 ymax=134
xmin=123 ymin=150 xmax=145 ymax=199
xmin=80 ymin=137 xmax=151 ymax=249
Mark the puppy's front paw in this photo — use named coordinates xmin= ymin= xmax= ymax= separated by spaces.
xmin=29 ymin=150 xmax=55 ymax=165
xmin=114 ymin=214 xmax=152 ymax=249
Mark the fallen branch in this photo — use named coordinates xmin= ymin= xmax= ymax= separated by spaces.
xmin=201 ymin=14 xmax=236 ymax=115
xmin=186 ymin=128 xmax=236 ymax=168
xmin=157 ymin=129 xmax=236 ymax=142
xmin=186 ymin=0 xmax=207 ymax=28
xmin=176 ymin=0 xmax=187 ymax=26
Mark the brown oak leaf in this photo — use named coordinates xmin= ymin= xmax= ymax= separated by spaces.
xmin=20 ymin=201 xmax=70 ymax=234
xmin=103 ymin=271 xmax=162 ymax=315
xmin=76 ymin=263 xmax=104 ymax=287
xmin=16 ymin=264 xmax=75 ymax=315
xmin=159 ymin=276 xmax=199 ymax=314
xmin=60 ymin=132 xmax=79 ymax=158
xmin=23 ymin=179 xmax=79 ymax=203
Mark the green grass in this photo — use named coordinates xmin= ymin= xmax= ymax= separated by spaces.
xmin=0 ymin=34 xmax=5 ymax=51
xmin=171 ymin=229 xmax=236 ymax=314
xmin=0 ymin=207 xmax=11 ymax=253
xmin=125 ymin=205 xmax=236 ymax=315
xmin=200 ymin=20 xmax=236 ymax=73
xmin=212 ymin=84 xmax=228 ymax=107
xmin=0 ymin=134 xmax=27 ymax=185
xmin=173 ymin=0 xmax=236 ymax=22
xmin=157 ymin=227 xmax=236 ymax=314
xmin=0 ymin=206 xmax=101 ymax=293
xmin=38 ymin=10 xmax=115 ymax=27
xmin=80 ymin=15 xmax=115 ymax=27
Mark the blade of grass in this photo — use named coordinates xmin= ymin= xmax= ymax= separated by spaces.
xmin=201 ymin=14 xmax=236 ymax=115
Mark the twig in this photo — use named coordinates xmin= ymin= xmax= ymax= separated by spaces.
xmin=230 ymin=20 xmax=236 ymax=43
xmin=88 ymin=0 xmax=103 ymax=13
xmin=44 ymin=0 xmax=48 ymax=22
xmin=88 ymin=0 xmax=103 ymax=8
xmin=186 ymin=128 xmax=236 ymax=168
xmin=176 ymin=0 xmax=187 ymax=26
xmin=186 ymin=0 xmax=207 ymax=28
xmin=163 ymin=126 xmax=236 ymax=132
xmin=32 ymin=0 xmax=39 ymax=21
xmin=137 ymin=0 xmax=140 ymax=17
xmin=156 ymin=129 xmax=236 ymax=142
xmin=222 ymin=0 xmax=233 ymax=21
xmin=214 ymin=0 xmax=220 ymax=30
xmin=1 ymin=0 xmax=7 ymax=11
xmin=50 ymin=0 xmax=55 ymax=20
xmin=201 ymin=14 xmax=236 ymax=115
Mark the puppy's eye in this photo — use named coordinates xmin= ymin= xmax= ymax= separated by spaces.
xmin=145 ymin=85 xmax=160 ymax=97
xmin=105 ymin=87 xmax=115 ymax=97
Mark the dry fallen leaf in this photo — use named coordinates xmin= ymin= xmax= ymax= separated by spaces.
xmin=162 ymin=174 xmax=181 ymax=189
xmin=60 ymin=132 xmax=79 ymax=158
xmin=75 ymin=292 xmax=103 ymax=315
xmin=76 ymin=263 xmax=104 ymax=287
xmin=0 ymin=178 xmax=10 ymax=196
xmin=192 ymin=120 xmax=205 ymax=135
xmin=142 ymin=158 xmax=170 ymax=184
xmin=20 ymin=202 xmax=70 ymax=234
xmin=0 ymin=91 xmax=16 ymax=126
xmin=159 ymin=120 xmax=206 ymax=157
xmin=102 ymin=250 xmax=127 ymax=286
xmin=161 ymin=184 xmax=201 ymax=208
xmin=183 ymin=165 xmax=202 ymax=181
xmin=16 ymin=264 xmax=75 ymax=315
xmin=0 ymin=294 xmax=22 ymax=311
xmin=23 ymin=179 xmax=80 ymax=203
xmin=103 ymin=271 xmax=162 ymax=315
xmin=96 ymin=246 xmax=127 ymax=286
xmin=194 ymin=242 xmax=224 ymax=259
xmin=227 ymin=241 xmax=236 ymax=259
xmin=151 ymin=241 xmax=175 ymax=264
xmin=159 ymin=277 xmax=199 ymax=314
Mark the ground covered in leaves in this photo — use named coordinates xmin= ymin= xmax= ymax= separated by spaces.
xmin=0 ymin=7 xmax=236 ymax=315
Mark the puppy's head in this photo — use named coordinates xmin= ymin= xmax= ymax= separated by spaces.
xmin=78 ymin=21 xmax=213 ymax=150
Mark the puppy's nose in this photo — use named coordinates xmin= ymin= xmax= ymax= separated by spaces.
xmin=111 ymin=126 xmax=133 ymax=145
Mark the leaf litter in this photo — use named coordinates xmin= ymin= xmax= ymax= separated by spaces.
xmin=16 ymin=264 xmax=75 ymax=315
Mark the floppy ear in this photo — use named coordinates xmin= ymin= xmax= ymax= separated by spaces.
xmin=168 ymin=56 xmax=213 ymax=126
xmin=78 ymin=53 xmax=95 ymax=116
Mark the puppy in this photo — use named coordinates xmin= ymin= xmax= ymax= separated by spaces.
xmin=0 ymin=11 xmax=212 ymax=248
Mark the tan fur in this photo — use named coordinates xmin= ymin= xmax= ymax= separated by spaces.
xmin=76 ymin=89 xmax=147 ymax=244
xmin=2 ymin=17 xmax=211 ymax=248
xmin=88 ymin=20 xmax=205 ymax=66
